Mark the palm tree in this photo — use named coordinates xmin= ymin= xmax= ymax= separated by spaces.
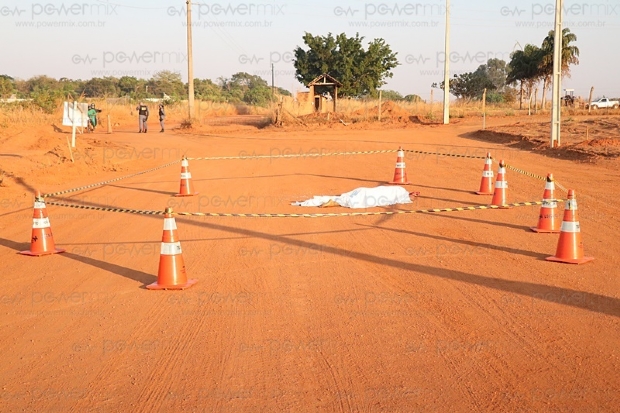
xmin=539 ymin=28 xmax=580 ymax=109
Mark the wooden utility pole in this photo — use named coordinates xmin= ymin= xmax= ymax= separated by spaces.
xmin=186 ymin=0 xmax=195 ymax=120
xmin=588 ymin=87 xmax=594 ymax=113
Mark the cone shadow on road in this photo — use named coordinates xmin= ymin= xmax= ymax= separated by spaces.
xmin=107 ymin=184 xmax=176 ymax=196
xmin=415 ymin=195 xmax=489 ymax=207
xmin=413 ymin=183 xmax=477 ymax=195
xmin=356 ymin=223 xmax=544 ymax=259
xmin=424 ymin=211 xmax=532 ymax=232
xmin=174 ymin=217 xmax=619 ymax=318
xmin=0 ymin=237 xmax=155 ymax=288
xmin=24 ymin=195 xmax=618 ymax=318
xmin=192 ymin=173 xmax=385 ymax=186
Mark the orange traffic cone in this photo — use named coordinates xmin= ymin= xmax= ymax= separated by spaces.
xmin=490 ymin=160 xmax=510 ymax=208
xmin=147 ymin=208 xmax=198 ymax=290
xmin=475 ymin=152 xmax=494 ymax=195
xmin=389 ymin=147 xmax=411 ymax=185
xmin=531 ymin=173 xmax=561 ymax=233
xmin=175 ymin=157 xmax=198 ymax=197
xmin=20 ymin=191 xmax=65 ymax=256
xmin=546 ymin=190 xmax=594 ymax=264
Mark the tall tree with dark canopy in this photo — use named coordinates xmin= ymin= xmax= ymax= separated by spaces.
xmin=507 ymin=44 xmax=544 ymax=109
xmin=293 ymin=32 xmax=399 ymax=98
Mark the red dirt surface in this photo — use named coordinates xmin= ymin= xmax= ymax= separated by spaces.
xmin=0 ymin=115 xmax=619 ymax=412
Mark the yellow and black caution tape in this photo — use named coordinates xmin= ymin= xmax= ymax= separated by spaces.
xmin=45 ymin=199 xmax=557 ymax=218
xmin=187 ymin=148 xmax=492 ymax=161
xmin=186 ymin=149 xmax=399 ymax=161
xmin=404 ymin=149 xmax=487 ymax=160
xmin=42 ymin=160 xmax=180 ymax=198
xmin=504 ymin=164 xmax=568 ymax=193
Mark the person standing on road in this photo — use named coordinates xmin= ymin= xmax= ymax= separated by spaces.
xmin=136 ymin=102 xmax=149 ymax=133
xmin=158 ymin=104 xmax=165 ymax=133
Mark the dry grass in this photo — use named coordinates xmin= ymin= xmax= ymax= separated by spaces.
xmin=1 ymin=97 xmax=618 ymax=128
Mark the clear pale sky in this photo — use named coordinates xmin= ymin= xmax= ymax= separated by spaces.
xmin=1 ymin=0 xmax=618 ymax=100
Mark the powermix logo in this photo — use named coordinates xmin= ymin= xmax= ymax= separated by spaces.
xmin=1 ymin=2 xmax=118 ymax=19
xmin=167 ymin=2 xmax=286 ymax=19
xmin=72 ymin=51 xmax=188 ymax=68
xmin=334 ymin=2 xmax=447 ymax=20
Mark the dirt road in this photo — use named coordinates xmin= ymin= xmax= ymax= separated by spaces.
xmin=0 ymin=117 xmax=618 ymax=412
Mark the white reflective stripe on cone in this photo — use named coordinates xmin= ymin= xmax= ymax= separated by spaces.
xmin=485 ymin=159 xmax=492 ymax=164
xmin=161 ymin=242 xmax=182 ymax=255
xmin=545 ymin=182 xmax=555 ymax=190
xmin=566 ymin=199 xmax=578 ymax=210
xmin=495 ymin=181 xmax=508 ymax=188
xmin=542 ymin=200 xmax=558 ymax=208
xmin=163 ymin=218 xmax=177 ymax=230
xmin=397 ymin=151 xmax=405 ymax=157
xmin=181 ymin=159 xmax=189 ymax=167
xmin=482 ymin=171 xmax=493 ymax=177
xmin=34 ymin=202 xmax=46 ymax=209
xmin=395 ymin=162 xmax=406 ymax=168
xmin=561 ymin=221 xmax=580 ymax=233
xmin=32 ymin=218 xmax=51 ymax=229
xmin=180 ymin=172 xmax=192 ymax=179
xmin=498 ymin=167 xmax=506 ymax=174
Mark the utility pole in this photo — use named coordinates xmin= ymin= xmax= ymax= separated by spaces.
xmin=550 ymin=0 xmax=563 ymax=147
xmin=442 ymin=0 xmax=450 ymax=124
xmin=186 ymin=0 xmax=195 ymax=120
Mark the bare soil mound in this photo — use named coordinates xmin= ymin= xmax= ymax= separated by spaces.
xmin=466 ymin=116 xmax=620 ymax=161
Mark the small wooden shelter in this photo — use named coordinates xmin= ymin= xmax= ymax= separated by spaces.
xmin=307 ymin=73 xmax=343 ymax=112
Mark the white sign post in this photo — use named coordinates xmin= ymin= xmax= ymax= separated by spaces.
xmin=62 ymin=101 xmax=88 ymax=148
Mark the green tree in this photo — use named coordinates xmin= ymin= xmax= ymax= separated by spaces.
xmin=148 ymin=71 xmax=185 ymax=98
xmin=82 ymin=77 xmax=120 ymax=97
xmin=25 ymin=75 xmax=60 ymax=94
xmin=539 ymin=28 xmax=580 ymax=109
xmin=0 ymin=75 xmax=15 ymax=98
xmin=433 ymin=68 xmax=495 ymax=101
xmin=118 ymin=76 xmax=139 ymax=96
xmin=484 ymin=58 xmax=509 ymax=91
xmin=276 ymin=87 xmax=292 ymax=97
xmin=380 ymin=89 xmax=404 ymax=100
xmin=194 ymin=78 xmax=224 ymax=101
xmin=293 ymin=32 xmax=399 ymax=97
xmin=219 ymin=72 xmax=274 ymax=107
xmin=507 ymin=44 xmax=544 ymax=108
xmin=403 ymin=94 xmax=423 ymax=103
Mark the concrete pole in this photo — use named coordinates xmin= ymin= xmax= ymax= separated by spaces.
xmin=550 ymin=0 xmax=563 ymax=147
xmin=442 ymin=0 xmax=450 ymax=124
xmin=186 ymin=0 xmax=195 ymax=120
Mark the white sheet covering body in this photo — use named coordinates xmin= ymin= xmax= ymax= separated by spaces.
xmin=292 ymin=186 xmax=413 ymax=208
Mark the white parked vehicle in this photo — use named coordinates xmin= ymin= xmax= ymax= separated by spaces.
xmin=586 ymin=97 xmax=619 ymax=109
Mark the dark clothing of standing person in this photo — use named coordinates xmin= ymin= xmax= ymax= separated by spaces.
xmin=159 ymin=104 xmax=165 ymax=132
xmin=137 ymin=103 xmax=149 ymax=133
